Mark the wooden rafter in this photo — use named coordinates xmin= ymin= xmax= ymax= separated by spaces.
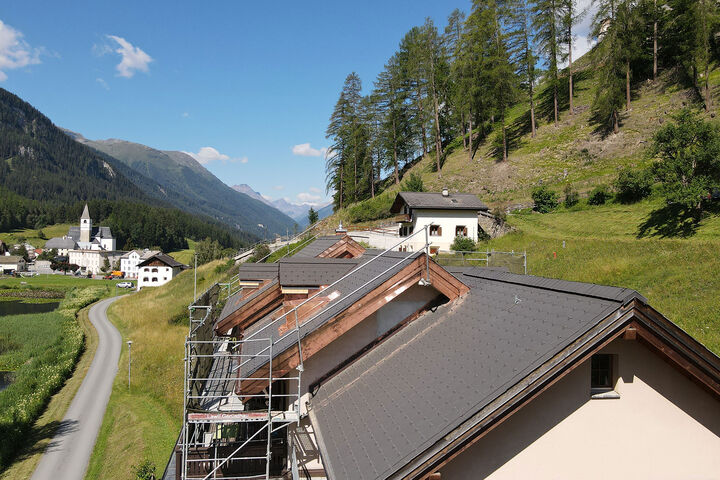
xmin=237 ymin=254 xmax=469 ymax=396
xmin=215 ymin=281 xmax=283 ymax=334
xmin=318 ymin=235 xmax=366 ymax=259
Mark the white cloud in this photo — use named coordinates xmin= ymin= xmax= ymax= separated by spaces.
xmin=308 ymin=187 xmax=321 ymax=194
xmin=292 ymin=143 xmax=328 ymax=157
xmin=183 ymin=146 xmax=247 ymax=165
xmin=297 ymin=192 xmax=322 ymax=204
xmin=105 ymin=35 xmax=152 ymax=78
xmin=181 ymin=112 xmax=189 ymax=118
xmin=273 ymin=185 xmax=285 ymax=191
xmin=0 ymin=20 xmax=42 ymax=81
xmin=96 ymin=77 xmax=110 ymax=90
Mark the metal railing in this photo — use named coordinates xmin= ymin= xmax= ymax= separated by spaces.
xmin=434 ymin=249 xmax=527 ymax=275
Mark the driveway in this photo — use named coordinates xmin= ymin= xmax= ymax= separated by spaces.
xmin=31 ymin=296 xmax=122 ymax=480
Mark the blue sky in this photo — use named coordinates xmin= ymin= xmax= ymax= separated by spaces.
xmin=1 ymin=0 xmax=595 ymax=207
xmin=0 ymin=0 xmax=474 ymax=207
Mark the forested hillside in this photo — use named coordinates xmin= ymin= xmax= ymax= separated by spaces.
xmin=70 ymin=136 xmax=297 ymax=236
xmin=0 ymin=88 xmax=257 ymax=250
xmin=323 ymin=0 xmax=719 ymax=211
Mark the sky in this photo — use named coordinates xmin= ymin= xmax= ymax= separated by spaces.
xmin=0 ymin=0 xmax=595 ymax=208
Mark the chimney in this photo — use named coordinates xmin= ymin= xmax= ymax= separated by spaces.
xmin=335 ymin=222 xmax=347 ymax=235
xmin=442 ymin=188 xmax=449 ymax=197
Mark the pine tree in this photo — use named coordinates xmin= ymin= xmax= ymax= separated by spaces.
xmin=534 ymin=0 xmax=565 ymax=126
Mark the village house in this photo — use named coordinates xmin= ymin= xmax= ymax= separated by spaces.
xmin=389 ymin=190 xmax=489 ymax=253
xmin=166 ymin=234 xmax=720 ymax=480
xmin=136 ymin=253 xmax=188 ymax=290
xmin=0 ymin=255 xmax=26 ymax=274
xmin=43 ymin=236 xmax=78 ymax=257
xmin=120 ymin=249 xmax=161 ymax=279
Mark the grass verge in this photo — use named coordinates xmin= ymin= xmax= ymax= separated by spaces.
xmin=86 ymin=260 xmax=229 ymax=479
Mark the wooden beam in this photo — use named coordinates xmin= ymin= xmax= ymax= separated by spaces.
xmin=239 ymin=254 xmax=469 ymax=396
xmin=215 ymin=282 xmax=283 ymax=334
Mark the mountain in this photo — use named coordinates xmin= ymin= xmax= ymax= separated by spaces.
xmin=0 ymin=87 xmax=257 ymax=249
xmin=231 ymin=184 xmax=333 ymax=226
xmin=71 ymin=137 xmax=297 ymax=236
xmin=295 ymin=202 xmax=334 ymax=228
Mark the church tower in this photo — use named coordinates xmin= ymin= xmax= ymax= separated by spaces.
xmin=80 ymin=204 xmax=92 ymax=243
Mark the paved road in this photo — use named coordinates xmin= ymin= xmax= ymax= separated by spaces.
xmin=31 ymin=296 xmax=122 ymax=480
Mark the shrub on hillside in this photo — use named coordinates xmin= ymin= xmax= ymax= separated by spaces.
xmin=345 ymin=193 xmax=394 ymax=223
xmin=451 ymin=235 xmax=476 ymax=251
xmin=532 ymin=185 xmax=559 ymax=213
xmin=491 ymin=207 xmax=507 ymax=225
xmin=402 ymin=172 xmax=425 ymax=192
xmin=563 ymin=184 xmax=579 ymax=208
xmin=248 ymin=243 xmax=271 ymax=263
xmin=588 ymin=185 xmax=611 ymax=205
xmin=614 ymin=167 xmax=653 ymax=203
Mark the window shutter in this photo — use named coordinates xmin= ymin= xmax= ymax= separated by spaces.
xmin=438 ymin=226 xmax=442 ymax=236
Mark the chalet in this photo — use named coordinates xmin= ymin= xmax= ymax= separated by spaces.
xmin=166 ymin=236 xmax=720 ymax=480
xmin=389 ymin=190 xmax=489 ymax=253
xmin=44 ymin=236 xmax=78 ymax=257
xmin=120 ymin=249 xmax=161 ymax=279
xmin=137 ymin=253 xmax=188 ymax=290
xmin=0 ymin=255 xmax=26 ymax=274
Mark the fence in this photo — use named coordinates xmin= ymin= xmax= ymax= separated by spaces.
xmin=435 ymin=249 xmax=527 ymax=275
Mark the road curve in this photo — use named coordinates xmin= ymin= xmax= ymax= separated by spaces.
xmin=31 ymin=296 xmax=122 ymax=480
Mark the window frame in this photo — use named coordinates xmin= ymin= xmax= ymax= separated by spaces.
xmin=455 ymin=225 xmax=468 ymax=237
xmin=590 ymin=353 xmax=619 ymax=398
xmin=429 ymin=225 xmax=442 ymax=237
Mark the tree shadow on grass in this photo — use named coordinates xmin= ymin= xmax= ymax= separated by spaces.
xmin=0 ymin=419 xmax=79 ymax=469
xmin=636 ymin=203 xmax=702 ymax=238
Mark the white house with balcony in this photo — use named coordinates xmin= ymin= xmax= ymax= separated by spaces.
xmin=389 ymin=190 xmax=489 ymax=252
xmin=120 ymin=249 xmax=160 ymax=279
xmin=136 ymin=253 xmax=188 ymax=290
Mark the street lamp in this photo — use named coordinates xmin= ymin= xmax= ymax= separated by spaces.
xmin=127 ymin=340 xmax=133 ymax=390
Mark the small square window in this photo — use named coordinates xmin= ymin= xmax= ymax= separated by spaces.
xmin=429 ymin=225 xmax=442 ymax=236
xmin=591 ymin=354 xmax=613 ymax=389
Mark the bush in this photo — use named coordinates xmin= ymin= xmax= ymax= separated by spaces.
xmin=563 ymin=184 xmax=579 ymax=208
xmin=132 ymin=459 xmax=157 ymax=480
xmin=588 ymin=185 xmax=611 ymax=205
xmin=248 ymin=243 xmax=271 ymax=263
xmin=614 ymin=167 xmax=653 ymax=203
xmin=491 ymin=207 xmax=507 ymax=225
xmin=531 ymin=185 xmax=559 ymax=213
xmin=345 ymin=192 xmax=394 ymax=223
xmin=402 ymin=172 xmax=425 ymax=192
xmin=451 ymin=235 xmax=476 ymax=251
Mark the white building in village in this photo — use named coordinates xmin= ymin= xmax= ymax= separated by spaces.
xmin=120 ymin=249 xmax=161 ymax=279
xmin=136 ymin=253 xmax=188 ymax=290
xmin=387 ymin=190 xmax=489 ymax=253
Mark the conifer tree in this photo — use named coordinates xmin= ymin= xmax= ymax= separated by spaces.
xmin=534 ymin=0 xmax=565 ymax=126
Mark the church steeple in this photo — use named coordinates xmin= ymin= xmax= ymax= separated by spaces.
xmin=80 ymin=204 xmax=92 ymax=243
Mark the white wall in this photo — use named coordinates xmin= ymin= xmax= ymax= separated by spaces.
xmin=121 ymin=252 xmax=141 ymax=278
xmin=439 ymin=337 xmax=720 ymax=480
xmin=138 ymin=265 xmax=176 ymax=289
xmin=412 ymin=209 xmax=478 ymax=251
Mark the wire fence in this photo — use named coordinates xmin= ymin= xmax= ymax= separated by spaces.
xmin=434 ymin=249 xmax=527 ymax=275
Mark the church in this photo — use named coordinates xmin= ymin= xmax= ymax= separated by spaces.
xmin=45 ymin=204 xmax=121 ymax=275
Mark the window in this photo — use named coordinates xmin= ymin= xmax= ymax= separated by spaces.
xmin=151 ymin=268 xmax=158 ymax=273
xmin=143 ymin=277 xmax=149 ymax=282
xmin=455 ymin=225 xmax=468 ymax=237
xmin=591 ymin=354 xmax=614 ymax=389
xmin=399 ymin=225 xmax=414 ymax=237
xmin=429 ymin=225 xmax=442 ymax=236
xmin=152 ymin=277 xmax=158 ymax=282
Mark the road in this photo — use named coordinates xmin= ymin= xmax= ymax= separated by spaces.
xmin=31 ymin=296 xmax=122 ymax=480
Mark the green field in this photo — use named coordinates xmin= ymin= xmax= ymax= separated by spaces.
xmin=0 ymin=224 xmax=73 ymax=250
xmin=481 ymin=199 xmax=720 ymax=355
xmin=0 ymin=274 xmax=126 ymax=291
xmin=86 ymin=259 xmax=231 ymax=479
xmin=168 ymin=238 xmax=197 ymax=265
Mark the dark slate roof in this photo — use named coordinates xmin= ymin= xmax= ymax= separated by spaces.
xmin=294 ymin=236 xmax=344 ymax=258
xmin=239 ymin=251 xmax=423 ymax=377
xmin=67 ymin=226 xmax=114 ymax=241
xmin=390 ymin=191 xmax=489 ymax=213
xmin=237 ymin=263 xmax=280 ymax=281
xmin=308 ymin=270 xmax=643 ymax=480
xmin=44 ymin=237 xmax=78 ymax=249
xmin=0 ymin=255 xmax=24 ymax=264
xmin=138 ymin=253 xmax=187 ymax=268
xmin=216 ymin=279 xmax=280 ymax=330
xmin=278 ymin=257 xmax=359 ymax=286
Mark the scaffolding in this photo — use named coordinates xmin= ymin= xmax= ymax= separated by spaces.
xmin=179 ymin=227 xmax=432 ymax=480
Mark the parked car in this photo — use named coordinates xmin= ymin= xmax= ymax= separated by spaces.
xmin=103 ymin=274 xmax=113 ymax=280
xmin=116 ymin=281 xmax=134 ymax=289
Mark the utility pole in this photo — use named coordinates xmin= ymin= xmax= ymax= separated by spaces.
xmin=127 ymin=340 xmax=133 ymax=390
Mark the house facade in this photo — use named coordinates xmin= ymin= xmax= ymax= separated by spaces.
xmin=0 ymin=255 xmax=26 ymax=274
xmin=137 ymin=253 xmax=188 ymax=290
xmin=389 ymin=190 xmax=489 ymax=252
xmin=120 ymin=249 xmax=160 ymax=279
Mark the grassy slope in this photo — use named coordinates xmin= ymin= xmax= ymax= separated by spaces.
xmin=0 ymin=224 xmax=73 ymax=249
xmin=483 ymin=199 xmax=720 ymax=354
xmin=86 ymin=260 xmax=229 ymax=479
xmin=167 ymin=238 xmax=197 ymax=265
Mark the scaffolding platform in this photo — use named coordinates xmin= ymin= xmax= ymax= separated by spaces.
xmin=187 ymin=411 xmax=299 ymax=424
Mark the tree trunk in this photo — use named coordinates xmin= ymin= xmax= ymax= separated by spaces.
xmin=370 ymin=154 xmax=375 ymax=198
xmin=530 ymin=81 xmax=536 ymax=137
xmin=626 ymin=61 xmax=631 ymax=111
xmin=432 ymin=92 xmax=442 ymax=176
xmin=568 ymin=37 xmax=574 ymax=115
xmin=339 ymin=163 xmax=344 ymax=209
xmin=461 ymin=111 xmax=467 ymax=150
xmin=553 ymin=83 xmax=559 ymax=126
xmin=416 ymin=88 xmax=428 ymax=155
xmin=613 ymin=110 xmax=619 ymax=134
xmin=705 ymin=63 xmax=711 ymax=112
xmin=392 ymin=118 xmax=400 ymax=185
xmin=502 ymin=124 xmax=508 ymax=162
xmin=653 ymin=0 xmax=658 ymax=82
xmin=468 ymin=113 xmax=473 ymax=163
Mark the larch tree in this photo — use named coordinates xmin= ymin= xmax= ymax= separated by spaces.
xmin=534 ymin=0 xmax=564 ymax=126
xmin=560 ymin=0 xmax=583 ymax=115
